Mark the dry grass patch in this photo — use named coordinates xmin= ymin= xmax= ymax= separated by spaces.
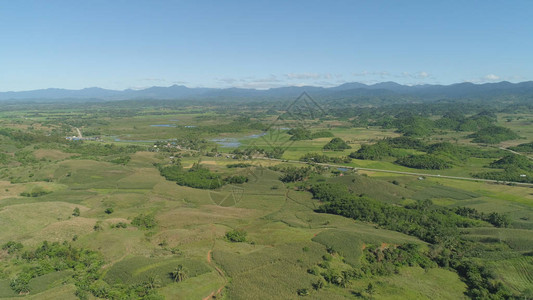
xmin=0 ymin=181 xmax=24 ymax=200
xmin=158 ymin=206 xmax=257 ymax=229
xmin=0 ymin=202 xmax=90 ymax=243
xmin=26 ymin=217 xmax=96 ymax=245
xmin=33 ymin=149 xmax=74 ymax=161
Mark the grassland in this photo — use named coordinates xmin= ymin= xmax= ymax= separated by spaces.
xmin=0 ymin=100 xmax=532 ymax=299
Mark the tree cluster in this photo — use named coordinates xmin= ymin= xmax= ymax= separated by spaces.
xmin=323 ymin=138 xmax=351 ymax=151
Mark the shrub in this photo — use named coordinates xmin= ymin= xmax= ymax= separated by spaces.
xmin=132 ymin=214 xmax=157 ymax=230
xmin=225 ymin=229 xmax=247 ymax=242
xmin=20 ymin=190 xmax=51 ymax=197
xmin=224 ymin=175 xmax=248 ymax=184
xmin=226 ymin=163 xmax=252 ymax=168
xmin=73 ymin=207 xmax=81 ymax=217
xmin=2 ymin=241 xmax=23 ymax=254
xmin=110 ymin=156 xmax=131 ymax=165
xmin=279 ymin=166 xmax=313 ymax=183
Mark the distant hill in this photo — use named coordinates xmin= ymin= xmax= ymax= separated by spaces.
xmin=1 ymin=81 xmax=533 ymax=101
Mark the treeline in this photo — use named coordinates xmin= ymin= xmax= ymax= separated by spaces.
xmin=287 ymin=127 xmax=334 ymax=141
xmin=310 ymin=182 xmax=514 ymax=299
xmin=226 ymin=163 xmax=251 ymax=168
xmin=230 ymin=145 xmax=286 ymax=159
xmin=454 ymin=207 xmax=511 ymax=228
xmin=311 ymin=183 xmax=478 ymax=244
xmin=395 ymin=154 xmax=452 ymax=170
xmin=153 ymin=135 xmax=210 ymax=151
xmin=300 ymin=152 xmax=351 ymax=164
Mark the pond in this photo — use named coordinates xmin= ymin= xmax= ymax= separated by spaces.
xmin=150 ymin=124 xmax=176 ymax=127
xmin=211 ymin=132 xmax=268 ymax=148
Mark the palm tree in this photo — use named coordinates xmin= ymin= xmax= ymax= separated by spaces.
xmin=170 ymin=265 xmax=188 ymax=282
xmin=145 ymin=275 xmax=161 ymax=290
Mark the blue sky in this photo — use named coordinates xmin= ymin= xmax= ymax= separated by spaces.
xmin=1 ymin=0 xmax=532 ymax=91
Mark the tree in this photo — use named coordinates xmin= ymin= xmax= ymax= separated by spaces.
xmin=73 ymin=207 xmax=80 ymax=217
xmin=312 ymin=278 xmax=325 ymax=290
xmin=366 ymin=283 xmax=375 ymax=298
xmin=132 ymin=213 xmax=157 ymax=230
xmin=145 ymin=275 xmax=161 ymax=290
xmin=225 ymin=229 xmax=247 ymax=242
xmin=297 ymin=288 xmax=310 ymax=296
xmin=170 ymin=265 xmax=188 ymax=282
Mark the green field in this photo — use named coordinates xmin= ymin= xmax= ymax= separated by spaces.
xmin=0 ymin=99 xmax=532 ymax=299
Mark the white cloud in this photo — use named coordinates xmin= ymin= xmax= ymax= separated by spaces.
xmin=141 ymin=78 xmax=168 ymax=82
xmin=398 ymin=71 xmax=431 ymax=79
xmin=484 ymin=74 xmax=500 ymax=81
xmin=217 ymin=77 xmax=238 ymax=84
xmin=286 ymin=73 xmax=322 ymax=80
xmin=215 ymin=75 xmax=285 ymax=89
xmin=352 ymin=71 xmax=390 ymax=78
xmin=418 ymin=71 xmax=429 ymax=78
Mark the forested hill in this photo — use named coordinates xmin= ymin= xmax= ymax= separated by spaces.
xmin=1 ymin=81 xmax=533 ymax=102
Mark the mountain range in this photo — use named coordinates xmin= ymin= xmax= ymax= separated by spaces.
xmin=1 ymin=81 xmax=533 ymax=101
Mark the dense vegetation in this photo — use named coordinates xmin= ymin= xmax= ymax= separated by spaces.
xmin=468 ymin=126 xmax=520 ymax=144
xmin=5 ymin=241 xmax=167 ymax=299
xmin=300 ymin=152 xmax=351 ymax=164
xmin=157 ymin=162 xmax=223 ymax=189
xmin=225 ymin=229 xmax=247 ymax=242
xmin=323 ymin=137 xmax=351 ymax=151
xmin=272 ymin=165 xmax=314 ymax=183
xmin=350 ymin=137 xmax=508 ymax=171
xmin=131 ymin=214 xmax=158 ymax=230
xmin=395 ymin=154 xmax=453 ymax=170
xmin=509 ymin=141 xmax=533 ymax=153
xmin=310 ymin=182 xmax=516 ymax=299
xmin=473 ymin=154 xmax=533 ymax=183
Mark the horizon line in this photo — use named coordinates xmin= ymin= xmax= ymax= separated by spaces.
xmin=1 ymin=80 xmax=532 ymax=93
